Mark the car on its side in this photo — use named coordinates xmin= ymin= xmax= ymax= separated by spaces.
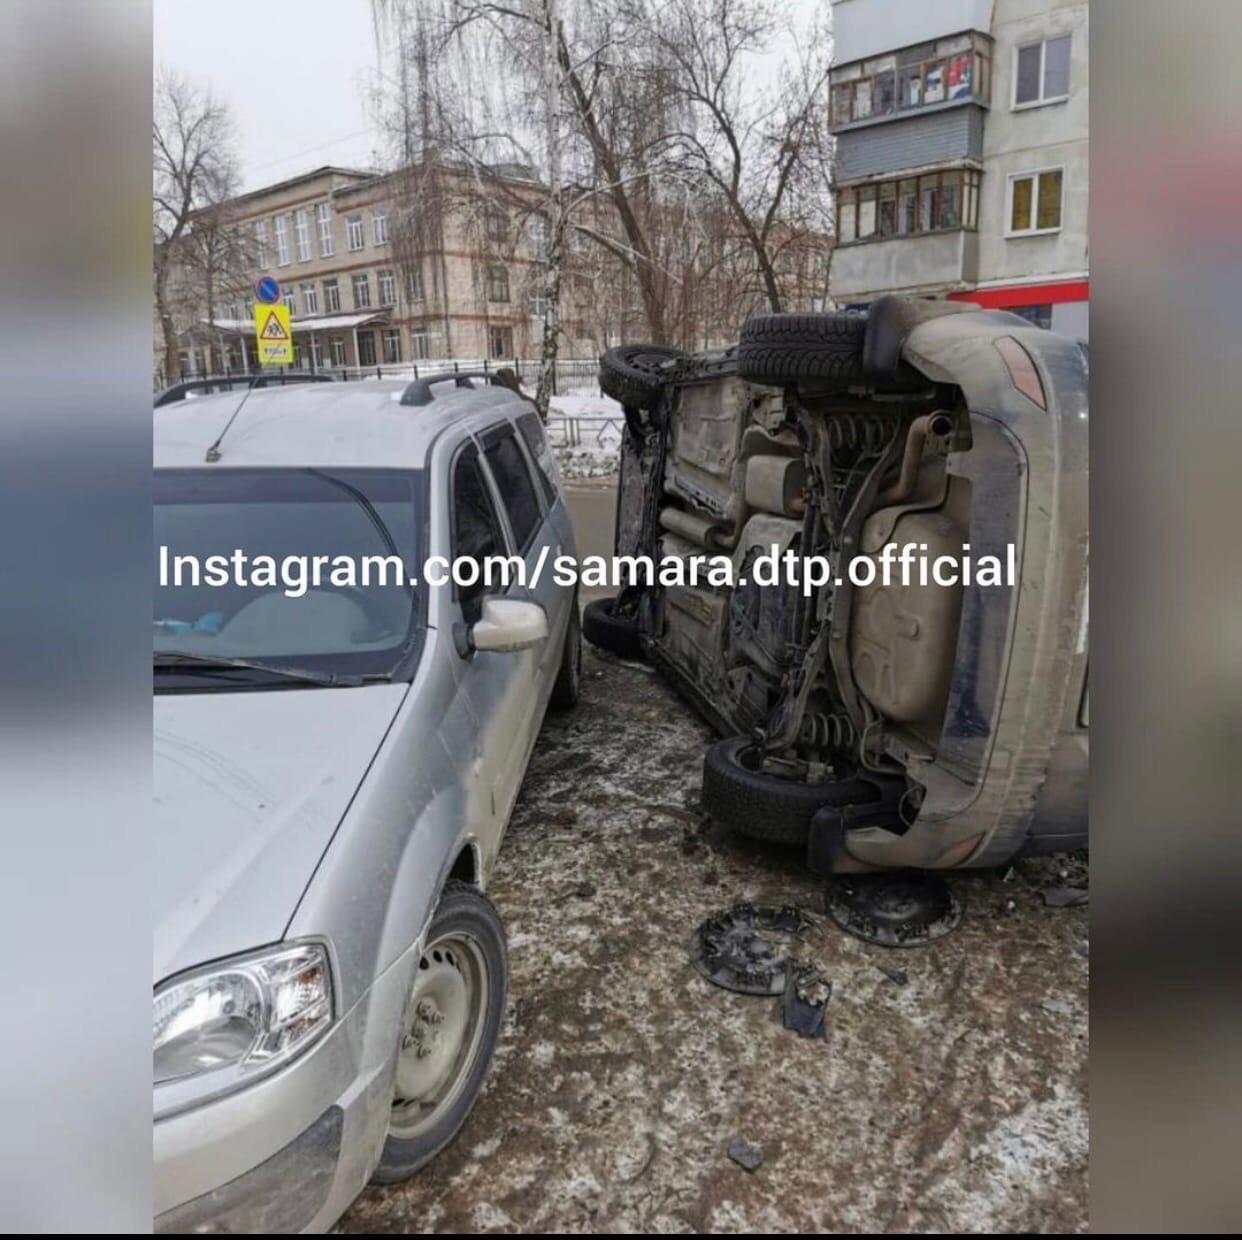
xmin=586 ymin=297 xmax=1087 ymax=873
xmin=153 ymin=373 xmax=580 ymax=1232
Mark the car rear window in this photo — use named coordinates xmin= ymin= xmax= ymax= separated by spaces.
xmin=483 ymin=427 xmax=542 ymax=552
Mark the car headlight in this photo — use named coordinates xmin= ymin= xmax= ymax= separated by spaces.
xmin=154 ymin=943 xmax=332 ymax=1089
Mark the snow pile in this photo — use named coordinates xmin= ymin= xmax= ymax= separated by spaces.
xmin=547 ymin=390 xmax=623 ymax=480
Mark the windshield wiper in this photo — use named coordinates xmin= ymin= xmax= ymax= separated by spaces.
xmin=154 ymin=650 xmax=363 ymax=687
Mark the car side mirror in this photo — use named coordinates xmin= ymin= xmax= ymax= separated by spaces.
xmin=467 ymin=596 xmax=548 ymax=654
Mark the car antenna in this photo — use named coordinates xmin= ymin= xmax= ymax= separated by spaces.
xmin=204 ymin=374 xmax=262 ymax=463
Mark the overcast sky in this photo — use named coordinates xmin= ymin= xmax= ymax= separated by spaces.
xmin=155 ymin=0 xmax=829 ymax=193
xmin=154 ymin=0 xmax=389 ymax=190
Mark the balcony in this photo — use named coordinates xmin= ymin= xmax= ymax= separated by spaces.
xmin=830 ymin=229 xmax=979 ymax=302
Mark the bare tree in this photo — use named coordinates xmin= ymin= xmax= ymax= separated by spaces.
xmin=649 ymin=0 xmax=833 ymax=313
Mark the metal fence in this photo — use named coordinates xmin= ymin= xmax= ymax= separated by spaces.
xmin=154 ymin=355 xmax=603 ymax=396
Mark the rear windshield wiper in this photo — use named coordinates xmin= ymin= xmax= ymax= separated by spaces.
xmin=153 ymin=650 xmax=363 ymax=687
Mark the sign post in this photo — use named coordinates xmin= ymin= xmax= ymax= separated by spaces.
xmin=252 ymin=276 xmax=293 ymax=366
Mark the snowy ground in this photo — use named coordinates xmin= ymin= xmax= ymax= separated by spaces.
xmin=340 ymin=634 xmax=1089 ymax=1234
xmin=547 ymin=388 xmax=622 ymax=481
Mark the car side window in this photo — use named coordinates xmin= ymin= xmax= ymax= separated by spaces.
xmin=451 ymin=443 xmax=506 ymax=625
xmin=483 ymin=426 xmax=542 ymax=553
xmin=516 ymin=411 xmax=559 ymax=507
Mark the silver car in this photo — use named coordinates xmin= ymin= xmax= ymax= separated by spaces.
xmin=153 ymin=374 xmax=581 ymax=1232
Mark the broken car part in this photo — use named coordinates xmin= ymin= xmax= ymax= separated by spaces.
xmin=689 ymin=903 xmax=813 ymax=996
xmin=824 ymin=870 xmax=963 ymax=948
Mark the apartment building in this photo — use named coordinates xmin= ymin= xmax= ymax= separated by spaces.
xmin=829 ymin=0 xmax=1088 ymax=338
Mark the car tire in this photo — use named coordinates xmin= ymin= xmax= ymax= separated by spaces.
xmin=701 ymin=736 xmax=881 ymax=846
xmin=581 ymin=597 xmax=643 ymax=661
xmin=599 ymin=344 xmax=684 ymax=410
xmin=370 ymin=882 xmax=508 ymax=1185
xmin=548 ymin=600 xmax=582 ymax=709
xmin=736 ymin=312 xmax=867 ymax=386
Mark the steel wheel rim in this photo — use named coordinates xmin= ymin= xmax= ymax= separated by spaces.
xmin=389 ymin=931 xmax=489 ymax=1141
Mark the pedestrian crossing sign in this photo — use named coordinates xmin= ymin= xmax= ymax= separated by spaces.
xmin=253 ymin=304 xmax=293 ymax=364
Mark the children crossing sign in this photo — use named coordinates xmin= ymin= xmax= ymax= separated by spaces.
xmin=253 ymin=303 xmax=293 ymax=365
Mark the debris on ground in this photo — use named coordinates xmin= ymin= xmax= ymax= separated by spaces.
xmin=726 ymin=1136 xmax=764 ymax=1173
xmin=878 ymin=966 xmax=909 ymax=986
xmin=782 ymin=964 xmax=831 ymax=1039
xmin=1041 ymin=885 xmax=1089 ymax=908
xmin=825 ymin=870 xmax=964 ymax=947
xmin=1042 ymin=998 xmax=1074 ymax=1016
xmin=689 ymin=903 xmax=814 ymax=996
xmin=572 ymin=880 xmax=597 ymax=899
xmin=1074 ymin=939 xmax=1089 ymax=959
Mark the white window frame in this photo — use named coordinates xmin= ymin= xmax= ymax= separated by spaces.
xmin=352 ymin=272 xmax=372 ymax=309
xmin=372 ymin=210 xmax=389 ymax=245
xmin=329 ymin=336 xmax=346 ymax=366
xmin=346 ymin=214 xmax=365 ymax=252
xmin=322 ymin=278 xmax=340 ymax=313
xmin=1005 ymin=166 xmax=1065 ymax=237
xmin=294 ymin=208 xmax=311 ymax=261
xmin=410 ymin=328 xmax=430 ymax=360
xmin=1011 ymin=35 xmax=1071 ymax=110
xmin=282 ymin=289 xmax=296 ymax=315
xmin=377 ymin=269 xmax=396 ymax=305
xmin=274 ymin=215 xmax=290 ymax=266
xmin=254 ymin=219 xmax=268 ymax=268
xmin=405 ymin=266 xmax=423 ymax=302
xmin=316 ymin=202 xmax=334 ymax=257
xmin=382 ymin=328 xmax=402 ymax=364
xmin=300 ymin=282 xmax=319 ymax=316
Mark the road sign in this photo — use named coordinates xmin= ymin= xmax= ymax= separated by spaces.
xmin=253 ymin=304 xmax=293 ymax=365
xmin=254 ymin=275 xmax=281 ymax=304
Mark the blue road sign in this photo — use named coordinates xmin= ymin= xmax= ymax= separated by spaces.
xmin=255 ymin=276 xmax=281 ymax=304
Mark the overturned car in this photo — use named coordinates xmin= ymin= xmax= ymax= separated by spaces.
xmin=586 ymin=297 xmax=1087 ymax=873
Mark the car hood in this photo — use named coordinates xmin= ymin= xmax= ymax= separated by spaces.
xmin=154 ymin=683 xmax=409 ymax=984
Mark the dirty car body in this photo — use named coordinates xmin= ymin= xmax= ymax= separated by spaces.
xmin=599 ymin=297 xmax=1087 ymax=873
xmin=153 ymin=377 xmax=577 ymax=1231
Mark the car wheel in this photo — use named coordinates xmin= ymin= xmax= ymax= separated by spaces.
xmin=701 ymin=736 xmax=881 ymax=846
xmin=736 ymin=312 xmax=867 ymax=386
xmin=599 ymin=344 xmax=684 ymax=410
xmin=581 ymin=597 xmax=643 ymax=661
xmin=370 ymin=882 xmax=507 ymax=1185
xmin=549 ymin=599 xmax=582 ymax=709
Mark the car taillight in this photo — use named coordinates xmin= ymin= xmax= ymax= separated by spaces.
xmin=993 ymin=335 xmax=1047 ymax=410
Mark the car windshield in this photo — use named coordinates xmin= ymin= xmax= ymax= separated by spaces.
xmin=154 ymin=468 xmax=423 ymax=686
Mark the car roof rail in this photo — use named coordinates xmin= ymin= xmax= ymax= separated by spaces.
xmin=154 ymin=371 xmax=334 ymax=408
xmin=398 ymin=368 xmax=524 ymax=407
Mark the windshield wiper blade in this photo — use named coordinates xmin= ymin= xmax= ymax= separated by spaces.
xmin=153 ymin=651 xmax=362 ymax=687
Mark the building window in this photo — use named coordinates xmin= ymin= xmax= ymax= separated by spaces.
xmin=405 ymin=265 xmax=423 ymax=302
xmin=1007 ymin=168 xmax=1063 ymax=235
xmin=831 ymin=32 xmax=991 ymax=126
xmin=282 ymin=289 xmax=296 ymax=315
xmin=484 ymin=205 xmax=508 ymax=243
xmin=527 ymin=214 xmax=549 ymax=259
xmin=410 ymin=328 xmax=430 ymax=359
xmin=254 ymin=219 xmax=268 ymax=268
xmin=294 ymin=208 xmax=311 ymax=261
xmin=358 ymin=331 xmax=376 ymax=367
xmin=1014 ymin=35 xmax=1071 ymax=107
xmin=837 ymin=168 xmax=980 ymax=244
xmin=372 ymin=210 xmax=389 ymax=244
xmin=382 ymin=328 xmax=402 ymax=364
xmin=352 ymin=272 xmax=372 ymax=308
xmin=322 ymin=278 xmax=340 ymax=313
xmin=346 ymin=213 xmax=365 ymax=252
xmin=316 ymin=202 xmax=334 ymax=257
xmin=274 ymin=215 xmax=290 ymax=266
xmin=489 ymin=326 xmax=513 ymax=358
xmin=330 ymin=336 xmax=346 ymax=366
xmin=300 ymin=282 xmax=319 ymax=316
xmin=377 ymin=269 xmax=396 ymax=305
xmin=309 ymin=335 xmax=324 ymax=368
xmin=486 ymin=264 xmax=510 ymax=302
xmin=529 ymin=292 xmax=548 ymax=320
